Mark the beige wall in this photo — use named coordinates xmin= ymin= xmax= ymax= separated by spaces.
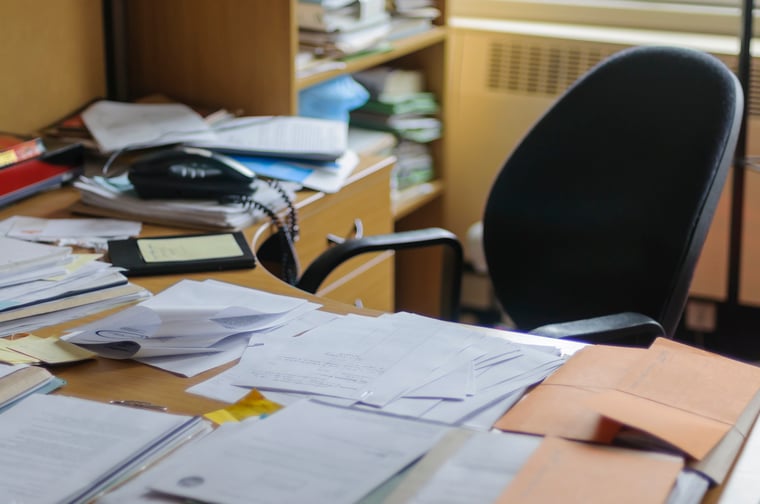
xmin=444 ymin=24 xmax=760 ymax=305
xmin=0 ymin=0 xmax=105 ymax=134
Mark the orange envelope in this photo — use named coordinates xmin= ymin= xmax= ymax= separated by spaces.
xmin=585 ymin=337 xmax=760 ymax=483
xmin=494 ymin=345 xmax=647 ymax=442
xmin=496 ymin=436 xmax=683 ymax=504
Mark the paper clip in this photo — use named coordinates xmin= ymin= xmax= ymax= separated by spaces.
xmin=109 ymin=399 xmax=168 ymax=412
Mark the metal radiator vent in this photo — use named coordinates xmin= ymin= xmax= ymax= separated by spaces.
xmin=487 ymin=38 xmax=620 ymax=97
xmin=487 ymin=37 xmax=760 ymax=116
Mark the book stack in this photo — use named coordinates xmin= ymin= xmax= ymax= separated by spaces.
xmin=387 ymin=0 xmax=441 ymax=41
xmin=350 ymin=66 xmax=441 ymax=191
xmin=0 ymin=133 xmax=84 ymax=208
xmin=297 ymin=0 xmax=392 ymax=59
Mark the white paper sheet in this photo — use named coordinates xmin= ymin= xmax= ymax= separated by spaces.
xmin=400 ymin=430 xmax=541 ymax=504
xmin=64 ymin=279 xmax=320 ymax=361
xmin=190 ymin=115 xmax=348 ymax=161
xmin=148 ymin=399 xmax=449 ymax=504
xmin=81 ymin=100 xmax=216 ymax=153
xmin=6 ymin=216 xmax=141 ymax=241
xmin=0 ymin=394 xmax=207 ymax=504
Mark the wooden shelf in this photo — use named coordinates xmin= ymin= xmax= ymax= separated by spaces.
xmin=392 ymin=180 xmax=444 ymax=220
xmin=121 ymin=0 xmax=450 ymax=318
xmin=297 ymin=27 xmax=448 ymax=90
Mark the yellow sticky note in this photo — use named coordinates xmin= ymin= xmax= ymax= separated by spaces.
xmin=138 ymin=234 xmax=243 ymax=263
xmin=5 ymin=334 xmax=95 ymax=364
xmin=0 ymin=339 xmax=39 ymax=364
xmin=204 ymin=389 xmax=283 ymax=425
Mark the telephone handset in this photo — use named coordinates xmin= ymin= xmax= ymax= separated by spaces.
xmin=127 ymin=145 xmax=300 ymax=284
xmin=128 ymin=146 xmax=257 ymax=200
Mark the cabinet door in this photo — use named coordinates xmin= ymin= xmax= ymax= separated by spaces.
xmin=316 ymin=251 xmax=395 ymax=312
xmin=296 ymin=161 xmax=394 ymax=311
xmin=255 ymin=159 xmax=395 ymax=311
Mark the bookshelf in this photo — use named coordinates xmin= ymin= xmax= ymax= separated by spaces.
xmin=119 ymin=0 xmax=450 ymax=316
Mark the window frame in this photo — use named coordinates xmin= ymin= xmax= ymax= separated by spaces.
xmin=450 ymin=0 xmax=754 ymax=36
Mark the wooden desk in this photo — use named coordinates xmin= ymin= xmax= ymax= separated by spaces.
xmin=0 ymin=160 xmax=747 ymax=502
xmin=0 ymin=155 xmax=394 ymax=416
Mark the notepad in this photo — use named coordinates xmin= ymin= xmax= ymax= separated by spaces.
xmin=107 ymin=232 xmax=256 ymax=276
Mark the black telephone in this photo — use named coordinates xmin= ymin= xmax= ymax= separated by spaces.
xmin=128 ymin=146 xmax=257 ymax=200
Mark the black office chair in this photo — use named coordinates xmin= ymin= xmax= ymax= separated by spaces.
xmin=481 ymin=45 xmax=742 ymax=344
xmin=293 ymin=227 xmax=463 ymax=321
xmin=254 ymin=209 xmax=463 ymax=321
xmin=278 ymin=45 xmax=741 ymax=344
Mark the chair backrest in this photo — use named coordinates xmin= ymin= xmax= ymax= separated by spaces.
xmin=482 ymin=45 xmax=743 ymax=337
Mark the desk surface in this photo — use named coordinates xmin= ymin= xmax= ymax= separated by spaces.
xmin=0 ymin=157 xmax=395 ymax=416
xmin=0 ymin=160 xmax=739 ymax=503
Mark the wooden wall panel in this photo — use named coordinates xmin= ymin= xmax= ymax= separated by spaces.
xmin=0 ymin=0 xmax=105 ymax=133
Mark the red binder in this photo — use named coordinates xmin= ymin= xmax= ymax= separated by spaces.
xmin=0 ymin=141 xmax=83 ymax=208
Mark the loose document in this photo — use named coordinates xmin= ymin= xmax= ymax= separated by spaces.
xmin=0 ymin=236 xmax=150 ymax=336
xmin=0 ymin=394 xmax=210 ymax=504
xmin=384 ymin=429 xmax=707 ymax=504
xmin=193 ymin=310 xmax=565 ymax=429
xmin=100 ymin=398 xmax=449 ymax=504
xmin=63 ymin=279 xmax=321 ymax=376
xmin=96 ymin=400 xmax=705 ymax=504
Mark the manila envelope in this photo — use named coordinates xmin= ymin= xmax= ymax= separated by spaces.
xmin=586 ymin=337 xmax=760 ymax=484
xmin=494 ymin=345 xmax=647 ymax=442
xmin=496 ymin=436 xmax=684 ymax=504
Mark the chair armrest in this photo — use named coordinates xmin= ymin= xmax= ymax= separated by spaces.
xmin=528 ymin=312 xmax=665 ymax=345
xmin=296 ymin=228 xmax=463 ymax=321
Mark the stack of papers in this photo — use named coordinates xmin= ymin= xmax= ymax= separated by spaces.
xmin=80 ymin=101 xmax=349 ymax=161
xmin=63 ymin=279 xmax=322 ymax=377
xmin=0 ymin=394 xmax=211 ymax=504
xmin=100 ymin=398 xmax=448 ymax=504
xmin=80 ymin=100 xmax=217 ymax=154
xmin=494 ymin=337 xmax=760 ymax=484
xmin=190 ymin=116 xmax=349 ymax=161
xmin=79 ymin=100 xmax=356 ymax=195
xmin=1 ymin=215 xmax=141 ymax=251
xmin=229 ymin=149 xmax=359 ymax=194
xmin=297 ymin=0 xmax=393 ymax=58
xmin=73 ymin=174 xmax=296 ymax=231
xmin=0 ymin=237 xmax=149 ymax=336
xmin=190 ymin=116 xmax=358 ymax=193
xmin=94 ymin=401 xmax=706 ymax=504
xmin=385 ymin=429 xmax=705 ymax=504
xmin=0 ymin=364 xmax=64 ymax=411
xmin=190 ymin=310 xmax=565 ymax=429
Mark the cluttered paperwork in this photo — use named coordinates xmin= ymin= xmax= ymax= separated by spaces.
xmin=73 ymin=174 xmax=297 ymax=231
xmin=384 ymin=429 xmax=701 ymax=504
xmin=0 ymin=394 xmax=211 ymax=504
xmin=81 ymin=100 xmax=217 ymax=153
xmin=80 ymin=100 xmax=349 ymax=162
xmin=0 ymin=236 xmax=150 ymax=337
xmin=104 ymin=399 xmax=449 ymax=504
xmin=495 ymin=337 xmax=760 ymax=484
xmin=189 ymin=115 xmax=349 ymax=161
xmin=62 ymin=279 xmax=321 ymax=376
xmin=190 ymin=310 xmax=565 ymax=429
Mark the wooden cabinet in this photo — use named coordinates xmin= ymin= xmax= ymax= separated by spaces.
xmin=120 ymin=0 xmax=450 ymax=316
xmin=291 ymin=157 xmax=395 ymax=311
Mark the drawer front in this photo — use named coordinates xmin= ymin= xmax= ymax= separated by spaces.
xmin=316 ymin=251 xmax=395 ymax=312
xmin=295 ymin=164 xmax=393 ymax=295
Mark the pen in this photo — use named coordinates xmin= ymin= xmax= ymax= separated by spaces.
xmin=109 ymin=399 xmax=168 ymax=412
